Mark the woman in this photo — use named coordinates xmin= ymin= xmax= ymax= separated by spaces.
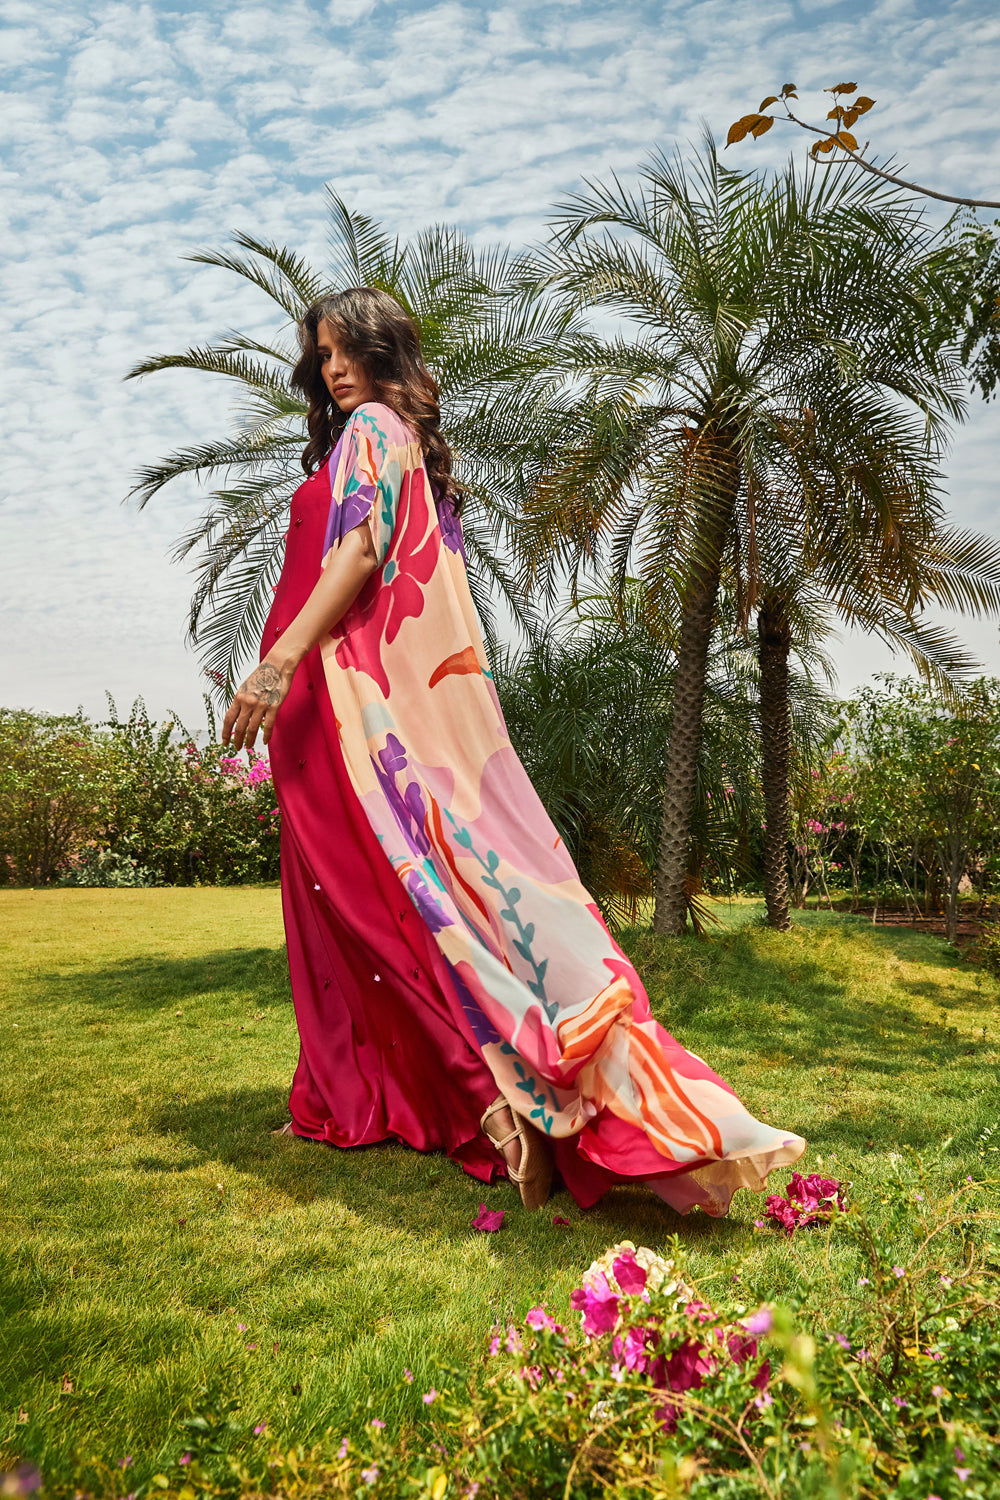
xmin=222 ymin=287 xmax=805 ymax=1215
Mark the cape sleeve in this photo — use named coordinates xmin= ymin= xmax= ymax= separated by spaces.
xmin=322 ymin=405 xmax=404 ymax=570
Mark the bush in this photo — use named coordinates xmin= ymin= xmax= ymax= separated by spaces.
xmin=71 ymin=1155 xmax=997 ymax=1500
xmin=0 ymin=700 xmax=281 ymax=888
xmin=0 ymin=709 xmax=116 ymax=884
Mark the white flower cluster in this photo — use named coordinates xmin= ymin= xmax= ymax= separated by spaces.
xmin=582 ymin=1240 xmax=692 ymax=1302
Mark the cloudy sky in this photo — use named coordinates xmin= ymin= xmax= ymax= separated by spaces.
xmin=3 ymin=0 xmax=999 ymax=734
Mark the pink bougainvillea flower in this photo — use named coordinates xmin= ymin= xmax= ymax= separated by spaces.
xmin=505 ymin=1326 xmax=523 ymax=1354
xmin=487 ymin=1334 xmax=501 ymax=1356
xmin=179 ymin=1455 xmax=191 ymax=1467
xmin=892 ymin=1266 xmax=905 ymax=1278
xmin=742 ymin=1307 xmax=773 ymax=1337
xmin=253 ymin=1422 xmax=266 ymax=1435
xmin=422 ymin=1389 xmax=438 ymax=1405
xmin=360 ymin=1465 xmax=380 ymax=1485
xmin=750 ymin=1358 xmax=771 ymax=1392
xmin=525 ymin=1306 xmax=556 ymax=1332
xmin=612 ymin=1250 xmax=647 ymax=1295
xmin=570 ymin=1272 xmax=620 ymax=1338
xmin=832 ymin=1332 xmax=851 ymax=1350
xmin=552 ymin=1216 xmax=571 ymax=1228
xmin=955 ymin=1470 xmax=972 ymax=1483
xmin=765 ymin=1173 xmax=846 ymax=1235
xmin=727 ymin=1332 xmax=758 ymax=1365
xmin=618 ymin=1324 xmax=652 ymax=1373
xmin=654 ymin=1399 xmax=679 ymax=1434
xmin=471 ymin=1202 xmax=505 ymax=1232
xmin=370 ymin=1418 xmax=385 ymax=1430
xmin=337 ymin=1437 xmax=349 ymax=1458
xmin=403 ymin=1368 xmax=414 ymax=1382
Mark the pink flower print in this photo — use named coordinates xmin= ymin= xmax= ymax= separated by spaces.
xmin=471 ymin=1202 xmax=504 ymax=1232
xmin=570 ymin=1273 xmax=620 ymax=1338
xmin=336 ymin=467 xmax=441 ymax=697
xmin=611 ymin=1250 xmax=647 ymax=1295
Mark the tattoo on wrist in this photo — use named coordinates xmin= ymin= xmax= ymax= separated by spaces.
xmin=239 ymin=662 xmax=283 ymax=705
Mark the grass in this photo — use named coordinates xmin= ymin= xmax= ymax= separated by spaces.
xmin=1 ymin=888 xmax=997 ymax=1491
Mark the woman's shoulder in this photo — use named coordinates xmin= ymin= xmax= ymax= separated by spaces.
xmin=347 ymin=401 xmax=417 ymax=446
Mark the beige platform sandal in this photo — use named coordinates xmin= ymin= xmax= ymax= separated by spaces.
xmin=481 ymin=1095 xmax=553 ymax=1212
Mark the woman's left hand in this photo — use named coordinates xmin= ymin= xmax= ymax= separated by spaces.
xmin=222 ymin=660 xmax=294 ymax=751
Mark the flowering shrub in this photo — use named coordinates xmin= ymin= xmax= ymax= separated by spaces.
xmin=1 ymin=701 xmax=281 ymax=887
xmin=67 ymin=1160 xmax=997 ymax=1500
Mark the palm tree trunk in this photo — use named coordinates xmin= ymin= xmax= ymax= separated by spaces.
xmin=757 ymin=594 xmax=793 ymax=931
xmin=653 ymin=446 xmax=739 ymax=935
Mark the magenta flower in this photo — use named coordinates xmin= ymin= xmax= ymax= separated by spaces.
xmin=237 ymin=1323 xmax=247 ymax=1332
xmin=371 ymin=1418 xmax=385 ymax=1430
xmin=612 ymin=1250 xmax=647 ymax=1295
xmin=764 ymin=1173 xmax=846 ymax=1235
xmin=337 ymin=1437 xmax=349 ymax=1458
xmin=179 ymin=1454 xmax=191 ymax=1467
xmin=892 ymin=1266 xmax=905 ymax=1278
xmin=253 ymin=1422 xmax=266 ymax=1435
xmin=552 ymin=1215 xmax=571 ymax=1228
xmin=570 ymin=1272 xmax=620 ymax=1337
xmin=361 ymin=1465 xmax=380 ymax=1485
xmin=932 ymin=1385 xmax=946 ymax=1398
xmin=614 ymin=1324 xmax=652 ymax=1372
xmin=505 ymin=1326 xmax=523 ymax=1354
xmin=403 ymin=1368 xmax=414 ymax=1382
xmin=118 ymin=1457 xmax=133 ymax=1470
xmin=422 ymin=1389 xmax=438 ymax=1405
xmin=487 ymin=1334 xmax=501 ymax=1356
xmin=668 ymin=1338 xmax=715 ymax=1393
xmin=471 ymin=1202 xmax=504 ymax=1232
xmin=832 ymin=1332 xmax=851 ymax=1350
xmin=750 ymin=1358 xmax=771 ymax=1392
xmin=955 ymin=1469 xmax=972 ymax=1483
xmin=727 ymin=1332 xmax=758 ymax=1365
xmin=525 ymin=1305 xmax=556 ymax=1332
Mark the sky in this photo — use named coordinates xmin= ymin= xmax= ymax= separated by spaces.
xmin=2 ymin=0 xmax=999 ymax=735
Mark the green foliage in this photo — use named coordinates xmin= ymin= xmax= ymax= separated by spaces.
xmin=76 ymin=1167 xmax=999 ymax=1499
xmin=976 ymin=924 xmax=1000 ymax=983
xmin=0 ymin=701 xmax=280 ymax=887
xmin=0 ymin=708 xmax=117 ymax=885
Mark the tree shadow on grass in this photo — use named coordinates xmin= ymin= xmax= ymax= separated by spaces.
xmin=52 ymin=946 xmax=292 ymax=1013
xmin=147 ymin=1084 xmax=744 ymax=1263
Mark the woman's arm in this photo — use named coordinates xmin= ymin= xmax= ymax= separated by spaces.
xmin=222 ymin=521 xmax=379 ymax=751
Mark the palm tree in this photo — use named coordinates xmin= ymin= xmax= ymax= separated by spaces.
xmin=495 ymin=580 xmax=833 ymax=932
xmin=517 ymin=138 xmax=975 ymax=935
xmin=126 ymin=191 xmax=572 ymax=692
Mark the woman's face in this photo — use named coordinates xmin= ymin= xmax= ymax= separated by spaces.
xmin=316 ymin=318 xmax=377 ymax=413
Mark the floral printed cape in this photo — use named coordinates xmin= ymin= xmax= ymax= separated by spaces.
xmin=319 ymin=402 xmax=805 ymax=1214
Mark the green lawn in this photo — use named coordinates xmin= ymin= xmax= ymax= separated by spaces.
xmin=1 ymin=889 xmax=997 ymax=1492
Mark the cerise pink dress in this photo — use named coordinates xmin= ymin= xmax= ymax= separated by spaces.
xmin=263 ymin=402 xmax=805 ymax=1214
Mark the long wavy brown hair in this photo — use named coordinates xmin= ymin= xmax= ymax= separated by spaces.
xmin=291 ymin=287 xmax=461 ymax=510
